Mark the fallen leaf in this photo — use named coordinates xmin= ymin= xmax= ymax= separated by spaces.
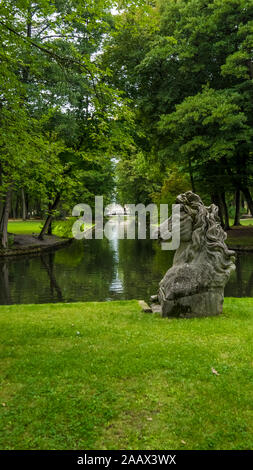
xmin=211 ymin=367 xmax=220 ymax=376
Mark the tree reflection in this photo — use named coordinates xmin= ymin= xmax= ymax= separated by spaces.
xmin=0 ymin=262 xmax=11 ymax=304
xmin=0 ymin=231 xmax=252 ymax=304
xmin=40 ymin=252 xmax=63 ymax=302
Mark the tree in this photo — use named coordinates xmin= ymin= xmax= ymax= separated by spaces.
xmin=104 ymin=0 xmax=253 ymax=220
xmin=0 ymin=0 xmax=127 ymax=246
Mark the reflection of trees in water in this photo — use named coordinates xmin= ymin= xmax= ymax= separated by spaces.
xmin=0 ymin=262 xmax=11 ymax=304
xmin=0 ymin=241 xmax=252 ymax=305
xmin=0 ymin=240 xmax=116 ymax=305
xmin=0 ymin=252 xmax=63 ymax=304
xmin=40 ymin=253 xmax=63 ymax=302
xmin=117 ymin=237 xmax=174 ymax=300
xmin=225 ymin=253 xmax=253 ymax=297
xmin=53 ymin=239 xmax=116 ymax=302
xmin=236 ymin=256 xmax=243 ymax=297
xmin=246 ymin=271 xmax=253 ymax=297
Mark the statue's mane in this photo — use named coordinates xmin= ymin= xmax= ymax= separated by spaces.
xmin=176 ymin=191 xmax=235 ymax=285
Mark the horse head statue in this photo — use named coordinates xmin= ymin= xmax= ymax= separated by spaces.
xmin=155 ymin=191 xmax=235 ymax=317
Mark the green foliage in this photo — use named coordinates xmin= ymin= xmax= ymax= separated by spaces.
xmin=104 ymin=0 xmax=253 ymax=206
xmin=2 ymin=0 xmax=253 ymax=224
xmin=0 ymin=0 xmax=132 ymax=244
xmin=158 ymin=87 xmax=253 ymax=195
xmin=116 ymin=151 xmax=162 ymax=205
xmin=152 ymin=165 xmax=191 ymax=211
xmin=52 ymin=218 xmax=93 ymax=238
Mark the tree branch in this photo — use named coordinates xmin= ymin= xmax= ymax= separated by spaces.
xmin=0 ymin=20 xmax=93 ymax=77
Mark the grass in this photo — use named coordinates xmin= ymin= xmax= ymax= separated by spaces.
xmin=240 ymin=219 xmax=253 ymax=226
xmin=0 ymin=298 xmax=252 ymax=450
xmin=229 ymin=218 xmax=253 ymax=227
xmin=7 ymin=220 xmax=43 ymax=235
xmin=7 ymin=219 xmax=93 ymax=239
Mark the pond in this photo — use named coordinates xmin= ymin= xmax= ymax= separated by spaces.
xmin=0 ymin=218 xmax=253 ymax=305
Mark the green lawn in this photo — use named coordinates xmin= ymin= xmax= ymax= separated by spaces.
xmin=229 ymin=218 xmax=253 ymax=227
xmin=0 ymin=299 xmax=252 ymax=450
xmin=7 ymin=220 xmax=43 ymax=235
xmin=241 ymin=219 xmax=253 ymax=226
xmin=7 ymin=219 xmax=93 ymax=239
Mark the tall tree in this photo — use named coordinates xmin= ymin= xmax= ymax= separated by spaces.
xmin=104 ymin=0 xmax=253 ymax=215
xmin=0 ymin=0 xmax=126 ymax=246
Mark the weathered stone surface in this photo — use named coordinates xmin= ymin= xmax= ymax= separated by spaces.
xmin=155 ymin=191 xmax=235 ymax=318
xmin=151 ymin=303 xmax=162 ymax=314
xmin=138 ymin=300 xmax=152 ymax=313
xmin=159 ymin=289 xmax=224 ymax=318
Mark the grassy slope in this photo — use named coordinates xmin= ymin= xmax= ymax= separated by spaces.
xmin=0 ymin=299 xmax=252 ymax=450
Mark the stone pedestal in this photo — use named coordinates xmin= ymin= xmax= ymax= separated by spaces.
xmin=158 ymin=288 xmax=224 ymax=318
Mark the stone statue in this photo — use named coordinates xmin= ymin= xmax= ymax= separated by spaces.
xmin=152 ymin=191 xmax=235 ymax=318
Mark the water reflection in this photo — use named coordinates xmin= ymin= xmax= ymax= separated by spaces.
xmin=0 ymin=263 xmax=12 ymax=304
xmin=0 ymin=217 xmax=252 ymax=305
xmin=108 ymin=218 xmax=124 ymax=296
xmin=224 ymin=252 xmax=253 ymax=298
xmin=40 ymin=253 xmax=63 ymax=301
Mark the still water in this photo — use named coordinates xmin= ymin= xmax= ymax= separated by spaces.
xmin=0 ymin=218 xmax=253 ymax=305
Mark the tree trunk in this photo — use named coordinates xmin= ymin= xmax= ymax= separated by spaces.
xmin=12 ymin=195 xmax=16 ymax=219
xmin=188 ymin=157 xmax=195 ymax=193
xmin=0 ymin=200 xmax=3 ymax=223
xmin=220 ymin=192 xmax=230 ymax=230
xmin=0 ymin=188 xmax=12 ymax=249
xmin=0 ymin=163 xmax=3 ymax=223
xmin=16 ymin=193 xmax=20 ymax=219
xmin=47 ymin=219 xmax=52 ymax=235
xmin=241 ymin=187 xmax=253 ymax=217
xmin=234 ymin=189 xmax=241 ymax=226
xmin=211 ymin=193 xmax=225 ymax=228
xmin=38 ymin=193 xmax=61 ymax=240
xmin=21 ymin=188 xmax=27 ymax=220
